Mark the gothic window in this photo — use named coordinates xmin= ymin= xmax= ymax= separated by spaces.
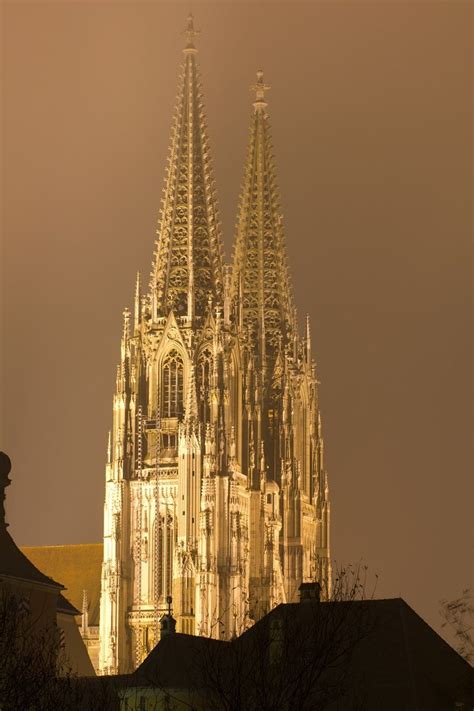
xmin=162 ymin=350 xmax=184 ymax=418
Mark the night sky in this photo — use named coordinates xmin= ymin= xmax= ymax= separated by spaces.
xmin=2 ymin=1 xmax=472 ymax=644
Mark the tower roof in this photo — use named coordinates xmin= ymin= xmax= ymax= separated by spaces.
xmin=231 ymin=71 xmax=295 ymax=352
xmin=150 ymin=15 xmax=224 ymax=320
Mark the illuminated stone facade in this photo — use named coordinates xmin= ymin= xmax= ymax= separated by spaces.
xmin=99 ymin=17 xmax=330 ymax=675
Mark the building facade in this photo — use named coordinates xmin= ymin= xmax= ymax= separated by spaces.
xmin=99 ymin=17 xmax=330 ymax=675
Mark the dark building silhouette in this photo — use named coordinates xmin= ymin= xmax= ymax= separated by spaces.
xmin=0 ymin=451 xmax=95 ymax=678
xmin=106 ymin=591 xmax=473 ymax=709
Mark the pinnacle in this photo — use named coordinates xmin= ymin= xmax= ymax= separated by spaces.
xmin=185 ymin=365 xmax=199 ymax=422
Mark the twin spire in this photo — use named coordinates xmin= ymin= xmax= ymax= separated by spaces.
xmin=150 ymin=14 xmax=223 ymax=319
xmin=232 ymin=68 xmax=295 ymax=352
xmin=149 ymin=16 xmax=295 ymax=347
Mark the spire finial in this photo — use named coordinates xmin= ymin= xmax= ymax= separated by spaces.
xmin=134 ymin=272 xmax=141 ymax=333
xmin=121 ymin=307 xmax=130 ymax=362
xmin=306 ymin=314 xmax=312 ymax=363
xmin=183 ymin=13 xmax=200 ymax=53
xmin=251 ymin=70 xmax=270 ymax=110
xmin=81 ymin=589 xmax=89 ymax=634
xmin=122 ymin=307 xmax=130 ymax=336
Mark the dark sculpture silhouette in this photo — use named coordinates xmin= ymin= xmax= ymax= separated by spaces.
xmin=0 ymin=451 xmax=12 ymax=528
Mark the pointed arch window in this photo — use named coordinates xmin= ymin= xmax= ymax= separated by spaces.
xmin=162 ymin=350 xmax=184 ymax=418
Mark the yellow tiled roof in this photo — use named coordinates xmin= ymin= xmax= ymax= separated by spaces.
xmin=21 ymin=543 xmax=103 ymax=626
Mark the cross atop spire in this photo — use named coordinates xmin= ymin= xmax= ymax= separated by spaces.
xmin=251 ymin=70 xmax=270 ymax=110
xmin=183 ymin=13 xmax=200 ymax=53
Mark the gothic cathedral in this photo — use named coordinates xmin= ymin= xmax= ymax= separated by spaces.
xmin=99 ymin=17 xmax=330 ymax=674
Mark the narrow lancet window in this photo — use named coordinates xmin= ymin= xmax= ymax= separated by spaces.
xmin=162 ymin=350 xmax=184 ymax=417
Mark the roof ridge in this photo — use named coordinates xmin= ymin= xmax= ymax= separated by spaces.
xmin=20 ymin=542 xmax=103 ymax=549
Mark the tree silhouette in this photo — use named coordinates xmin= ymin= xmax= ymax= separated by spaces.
xmin=440 ymin=588 xmax=474 ymax=663
xmin=0 ymin=587 xmax=119 ymax=710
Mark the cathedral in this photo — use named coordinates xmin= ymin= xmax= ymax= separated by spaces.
xmin=99 ymin=16 xmax=330 ymax=675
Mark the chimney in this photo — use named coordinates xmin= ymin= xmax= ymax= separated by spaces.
xmin=160 ymin=595 xmax=177 ymax=638
xmin=298 ymin=582 xmax=321 ymax=604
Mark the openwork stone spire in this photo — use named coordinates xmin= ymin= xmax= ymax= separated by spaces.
xmin=231 ymin=70 xmax=295 ymax=351
xmin=150 ymin=14 xmax=224 ymax=319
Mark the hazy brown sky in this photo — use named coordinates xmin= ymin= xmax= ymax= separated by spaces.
xmin=2 ymin=1 xmax=472 ymax=641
